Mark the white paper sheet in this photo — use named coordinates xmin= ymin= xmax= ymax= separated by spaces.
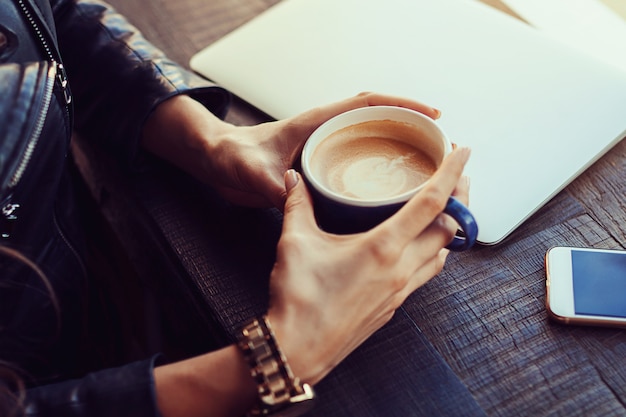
xmin=500 ymin=0 xmax=626 ymax=73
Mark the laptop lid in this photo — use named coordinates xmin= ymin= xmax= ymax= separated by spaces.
xmin=190 ymin=0 xmax=626 ymax=245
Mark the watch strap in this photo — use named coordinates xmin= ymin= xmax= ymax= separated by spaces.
xmin=238 ymin=316 xmax=315 ymax=416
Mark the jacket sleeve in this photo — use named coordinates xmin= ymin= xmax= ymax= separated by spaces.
xmin=24 ymin=356 xmax=162 ymax=417
xmin=50 ymin=0 xmax=231 ymax=166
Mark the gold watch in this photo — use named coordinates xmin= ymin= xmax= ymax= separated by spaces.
xmin=238 ymin=316 xmax=316 ymax=417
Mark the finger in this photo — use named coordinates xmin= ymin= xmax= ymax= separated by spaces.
xmin=276 ymin=93 xmax=441 ymax=172
xmin=332 ymin=92 xmax=440 ymax=120
xmin=396 ymin=214 xmax=455 ymax=273
xmin=262 ymin=173 xmax=291 ymax=210
xmin=353 ymin=92 xmax=441 ymax=120
xmin=390 ymin=219 xmax=457 ymax=300
xmin=452 ymin=175 xmax=470 ymax=208
xmin=384 ymin=240 xmax=451 ymax=306
xmin=378 ymin=147 xmax=471 ymax=245
xmin=294 ymin=93 xmax=441 ymax=134
xmin=281 ymin=170 xmax=319 ymax=234
xmin=404 ymin=248 xmax=450 ymax=296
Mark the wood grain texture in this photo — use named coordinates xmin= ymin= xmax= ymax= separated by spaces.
xmin=91 ymin=1 xmax=626 ymax=415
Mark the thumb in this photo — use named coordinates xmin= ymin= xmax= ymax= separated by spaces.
xmin=282 ymin=169 xmax=318 ymax=232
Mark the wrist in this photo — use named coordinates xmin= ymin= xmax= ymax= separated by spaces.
xmin=154 ymin=345 xmax=257 ymax=417
xmin=141 ymin=94 xmax=235 ymax=180
xmin=266 ymin=309 xmax=333 ymax=386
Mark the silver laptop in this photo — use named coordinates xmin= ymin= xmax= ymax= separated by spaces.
xmin=190 ymin=0 xmax=626 ymax=245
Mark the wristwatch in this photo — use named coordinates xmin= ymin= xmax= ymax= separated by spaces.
xmin=238 ymin=316 xmax=316 ymax=417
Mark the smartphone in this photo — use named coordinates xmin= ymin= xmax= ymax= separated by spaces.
xmin=545 ymin=246 xmax=626 ymax=328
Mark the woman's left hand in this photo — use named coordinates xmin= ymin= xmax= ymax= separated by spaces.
xmin=142 ymin=92 xmax=440 ymax=209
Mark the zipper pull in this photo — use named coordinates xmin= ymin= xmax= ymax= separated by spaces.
xmin=1 ymin=203 xmax=20 ymax=238
xmin=54 ymin=61 xmax=71 ymax=105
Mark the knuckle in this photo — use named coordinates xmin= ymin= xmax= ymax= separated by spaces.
xmin=365 ymin=232 xmax=401 ymax=266
xmin=284 ymin=192 xmax=306 ymax=213
xmin=281 ymin=118 xmax=306 ymax=139
xmin=355 ymin=91 xmax=375 ymax=106
xmin=420 ymin=187 xmax=448 ymax=215
xmin=363 ymin=235 xmax=411 ymax=292
xmin=389 ymin=272 xmax=411 ymax=294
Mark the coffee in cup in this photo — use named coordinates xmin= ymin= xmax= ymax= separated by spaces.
xmin=309 ymin=119 xmax=440 ymax=201
xmin=300 ymin=106 xmax=478 ymax=251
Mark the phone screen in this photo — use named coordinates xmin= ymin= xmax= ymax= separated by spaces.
xmin=572 ymin=250 xmax=626 ymax=318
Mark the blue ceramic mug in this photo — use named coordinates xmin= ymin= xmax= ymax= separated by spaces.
xmin=300 ymin=106 xmax=478 ymax=251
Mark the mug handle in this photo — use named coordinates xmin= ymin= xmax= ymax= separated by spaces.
xmin=443 ymin=197 xmax=479 ymax=252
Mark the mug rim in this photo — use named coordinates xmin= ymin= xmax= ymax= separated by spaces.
xmin=301 ymin=106 xmax=452 ymax=208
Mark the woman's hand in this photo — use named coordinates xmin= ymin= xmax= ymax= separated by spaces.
xmin=142 ymin=93 xmax=440 ymax=209
xmin=149 ymin=95 xmax=466 ymax=417
xmin=266 ymin=147 xmax=470 ymax=385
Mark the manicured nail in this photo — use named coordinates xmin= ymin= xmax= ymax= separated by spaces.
xmin=285 ymin=169 xmax=299 ymax=191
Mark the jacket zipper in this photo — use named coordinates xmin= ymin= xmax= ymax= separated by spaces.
xmin=0 ymin=63 xmax=56 ymax=238
xmin=17 ymin=0 xmax=72 ymax=109
xmin=13 ymin=0 xmax=72 ymax=188
xmin=3 ymin=0 xmax=74 ymax=238
xmin=9 ymin=63 xmax=56 ymax=189
xmin=8 ymin=2 xmax=85 ymax=277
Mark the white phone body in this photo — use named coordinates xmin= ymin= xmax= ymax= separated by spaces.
xmin=545 ymin=246 xmax=626 ymax=328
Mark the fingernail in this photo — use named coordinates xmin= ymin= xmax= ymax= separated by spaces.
xmin=433 ymin=108 xmax=442 ymax=119
xmin=285 ymin=169 xmax=299 ymax=191
xmin=464 ymin=175 xmax=471 ymax=189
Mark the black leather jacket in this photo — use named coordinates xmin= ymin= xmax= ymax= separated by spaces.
xmin=0 ymin=0 xmax=229 ymax=415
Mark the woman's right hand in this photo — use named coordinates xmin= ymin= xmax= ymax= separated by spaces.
xmin=267 ymin=147 xmax=471 ymax=385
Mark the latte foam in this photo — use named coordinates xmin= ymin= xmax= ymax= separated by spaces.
xmin=311 ymin=120 xmax=438 ymax=201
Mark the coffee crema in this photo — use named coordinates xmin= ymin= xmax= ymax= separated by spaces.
xmin=311 ymin=120 xmax=439 ymax=201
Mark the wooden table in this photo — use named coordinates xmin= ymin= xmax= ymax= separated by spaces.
xmin=81 ymin=1 xmax=626 ymax=416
